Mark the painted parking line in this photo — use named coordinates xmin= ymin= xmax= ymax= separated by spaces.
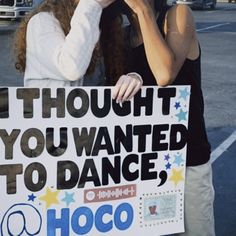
xmin=0 ymin=24 xmax=10 ymax=27
xmin=211 ymin=130 xmax=236 ymax=163
xmin=197 ymin=23 xmax=231 ymax=32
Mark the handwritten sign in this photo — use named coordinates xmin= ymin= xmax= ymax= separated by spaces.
xmin=0 ymin=86 xmax=190 ymax=235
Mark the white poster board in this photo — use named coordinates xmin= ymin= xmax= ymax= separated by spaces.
xmin=0 ymin=86 xmax=190 ymax=236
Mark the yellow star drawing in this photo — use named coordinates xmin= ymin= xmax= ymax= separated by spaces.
xmin=169 ymin=168 xmax=184 ymax=186
xmin=39 ymin=187 xmax=60 ymax=208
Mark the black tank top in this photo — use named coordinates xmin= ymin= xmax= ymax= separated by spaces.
xmin=129 ymin=6 xmax=211 ymax=166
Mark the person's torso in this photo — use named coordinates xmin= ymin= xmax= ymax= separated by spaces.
xmin=128 ymin=6 xmax=211 ymax=166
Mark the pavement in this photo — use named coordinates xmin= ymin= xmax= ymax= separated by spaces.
xmin=192 ymin=4 xmax=236 ymax=236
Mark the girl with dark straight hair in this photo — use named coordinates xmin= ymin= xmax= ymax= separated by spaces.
xmin=107 ymin=0 xmax=215 ymax=235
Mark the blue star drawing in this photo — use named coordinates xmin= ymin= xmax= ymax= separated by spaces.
xmin=174 ymin=102 xmax=181 ymax=110
xmin=62 ymin=192 xmax=75 ymax=207
xmin=179 ymin=88 xmax=190 ymax=101
xmin=164 ymin=154 xmax=171 ymax=161
xmin=165 ymin=162 xmax=172 ymax=170
xmin=28 ymin=193 xmax=36 ymax=202
xmin=173 ymin=154 xmax=184 ymax=166
xmin=175 ymin=109 xmax=188 ymax=122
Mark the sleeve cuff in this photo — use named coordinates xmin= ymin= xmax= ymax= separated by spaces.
xmin=72 ymin=0 xmax=103 ymax=26
xmin=127 ymin=72 xmax=143 ymax=85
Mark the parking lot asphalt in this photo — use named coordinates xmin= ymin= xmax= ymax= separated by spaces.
xmin=0 ymin=2 xmax=236 ymax=236
xmin=189 ymin=4 xmax=236 ymax=235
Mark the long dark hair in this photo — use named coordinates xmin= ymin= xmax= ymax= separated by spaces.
xmin=102 ymin=0 xmax=168 ymax=85
xmin=155 ymin=0 xmax=168 ymax=12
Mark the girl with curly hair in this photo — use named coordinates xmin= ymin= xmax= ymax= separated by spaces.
xmin=14 ymin=0 xmax=142 ymax=102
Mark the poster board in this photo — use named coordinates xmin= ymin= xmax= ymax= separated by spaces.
xmin=0 ymin=86 xmax=190 ymax=236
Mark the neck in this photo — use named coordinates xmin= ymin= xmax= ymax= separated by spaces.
xmin=129 ymin=14 xmax=142 ymax=47
xmin=149 ymin=0 xmax=156 ymax=13
xmin=150 ymin=1 xmax=159 ymax=20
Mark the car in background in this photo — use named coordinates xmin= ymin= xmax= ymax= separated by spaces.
xmin=172 ymin=0 xmax=217 ymax=10
xmin=0 ymin=0 xmax=43 ymax=19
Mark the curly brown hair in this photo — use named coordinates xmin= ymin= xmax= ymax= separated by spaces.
xmin=14 ymin=0 xmax=126 ymax=84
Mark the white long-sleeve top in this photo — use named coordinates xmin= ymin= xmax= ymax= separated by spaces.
xmin=24 ymin=0 xmax=103 ymax=87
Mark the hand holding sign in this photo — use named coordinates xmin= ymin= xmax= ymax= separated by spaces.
xmin=112 ymin=73 xmax=143 ymax=103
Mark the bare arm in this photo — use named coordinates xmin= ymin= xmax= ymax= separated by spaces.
xmin=124 ymin=1 xmax=195 ymax=86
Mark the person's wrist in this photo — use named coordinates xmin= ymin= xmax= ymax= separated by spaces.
xmin=135 ymin=4 xmax=152 ymax=17
xmin=95 ymin=0 xmax=114 ymax=9
xmin=94 ymin=0 xmax=105 ymax=8
xmin=127 ymin=72 xmax=143 ymax=85
xmin=76 ymin=0 xmax=103 ymax=13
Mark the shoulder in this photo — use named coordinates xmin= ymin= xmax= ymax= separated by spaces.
xmin=28 ymin=12 xmax=60 ymax=29
xmin=27 ymin=11 xmax=63 ymax=36
xmin=165 ymin=4 xmax=195 ymax=33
